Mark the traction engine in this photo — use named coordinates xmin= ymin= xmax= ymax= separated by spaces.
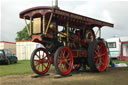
xmin=19 ymin=5 xmax=113 ymax=76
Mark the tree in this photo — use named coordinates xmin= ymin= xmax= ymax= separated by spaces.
xmin=16 ymin=25 xmax=32 ymax=41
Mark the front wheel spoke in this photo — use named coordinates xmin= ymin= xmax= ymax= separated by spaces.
xmin=42 ymin=52 xmax=44 ymax=58
xmin=39 ymin=51 xmax=40 ymax=57
xmin=44 ymin=60 xmax=49 ymax=63
xmin=41 ymin=64 xmax=44 ymax=71
xmin=37 ymin=64 xmax=40 ymax=71
xmin=42 ymin=63 xmax=47 ymax=69
xmin=43 ymin=58 xmax=49 ymax=63
xmin=36 ymin=54 xmax=40 ymax=59
xmin=34 ymin=62 xmax=40 ymax=67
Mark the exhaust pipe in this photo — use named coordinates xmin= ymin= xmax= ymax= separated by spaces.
xmin=52 ymin=0 xmax=59 ymax=8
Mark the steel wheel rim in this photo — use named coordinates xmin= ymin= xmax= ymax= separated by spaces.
xmin=33 ymin=48 xmax=50 ymax=74
xmin=94 ymin=41 xmax=107 ymax=72
xmin=57 ymin=48 xmax=73 ymax=75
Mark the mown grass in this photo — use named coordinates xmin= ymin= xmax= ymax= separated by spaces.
xmin=0 ymin=60 xmax=128 ymax=77
xmin=112 ymin=60 xmax=128 ymax=64
xmin=0 ymin=60 xmax=33 ymax=76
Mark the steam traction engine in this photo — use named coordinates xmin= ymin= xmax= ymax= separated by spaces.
xmin=19 ymin=6 xmax=113 ymax=76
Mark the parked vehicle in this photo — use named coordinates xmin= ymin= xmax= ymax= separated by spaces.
xmin=0 ymin=49 xmax=17 ymax=64
xmin=106 ymin=37 xmax=128 ymax=60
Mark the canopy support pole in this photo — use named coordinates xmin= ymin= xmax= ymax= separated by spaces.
xmin=30 ymin=17 xmax=32 ymax=35
xmin=45 ymin=13 xmax=53 ymax=34
xmin=24 ymin=17 xmax=30 ymax=36
xmin=67 ymin=23 xmax=69 ymax=46
xmin=99 ymin=27 xmax=101 ymax=38
xmin=43 ymin=15 xmax=45 ymax=34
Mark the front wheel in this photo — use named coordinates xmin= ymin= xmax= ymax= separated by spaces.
xmin=30 ymin=48 xmax=51 ymax=75
xmin=88 ymin=40 xmax=108 ymax=72
xmin=54 ymin=47 xmax=73 ymax=76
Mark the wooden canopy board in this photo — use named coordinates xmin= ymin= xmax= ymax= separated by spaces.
xmin=20 ymin=6 xmax=114 ymax=29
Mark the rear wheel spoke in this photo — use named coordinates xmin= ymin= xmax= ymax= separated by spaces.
xmin=101 ymin=53 xmax=106 ymax=57
xmin=102 ymin=62 xmax=104 ymax=66
xmin=95 ymin=58 xmax=99 ymax=64
xmin=63 ymin=64 xmax=67 ymax=71
xmin=58 ymin=62 xmax=63 ymax=68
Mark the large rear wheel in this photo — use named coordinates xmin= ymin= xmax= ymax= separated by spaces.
xmin=30 ymin=48 xmax=51 ymax=75
xmin=54 ymin=47 xmax=73 ymax=76
xmin=88 ymin=40 xmax=108 ymax=72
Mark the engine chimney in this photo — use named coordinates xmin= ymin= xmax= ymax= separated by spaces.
xmin=52 ymin=0 xmax=59 ymax=8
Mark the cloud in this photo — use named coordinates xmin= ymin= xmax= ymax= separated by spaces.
xmin=0 ymin=0 xmax=1 ymax=41
xmin=1 ymin=0 xmax=52 ymax=42
xmin=73 ymin=1 xmax=128 ymax=39
xmin=1 ymin=0 xmax=128 ymax=42
xmin=1 ymin=0 xmax=84 ymax=42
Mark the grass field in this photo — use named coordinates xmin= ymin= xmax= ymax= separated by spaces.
xmin=0 ymin=60 xmax=128 ymax=77
xmin=112 ymin=60 xmax=128 ymax=64
xmin=0 ymin=60 xmax=33 ymax=76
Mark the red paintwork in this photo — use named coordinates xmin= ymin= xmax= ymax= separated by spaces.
xmin=57 ymin=47 xmax=73 ymax=75
xmin=16 ymin=40 xmax=32 ymax=42
xmin=118 ymin=56 xmax=128 ymax=61
xmin=20 ymin=6 xmax=113 ymax=28
xmin=120 ymin=43 xmax=123 ymax=57
xmin=119 ymin=41 xmax=128 ymax=61
xmin=121 ymin=41 xmax=128 ymax=43
xmin=32 ymin=35 xmax=42 ymax=41
xmin=19 ymin=6 xmax=53 ymax=18
xmin=94 ymin=41 xmax=108 ymax=72
xmin=0 ymin=41 xmax=16 ymax=44
xmin=3 ymin=56 xmax=6 ymax=59
xmin=72 ymin=50 xmax=87 ymax=58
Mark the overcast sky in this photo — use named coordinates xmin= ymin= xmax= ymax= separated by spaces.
xmin=1 ymin=0 xmax=128 ymax=42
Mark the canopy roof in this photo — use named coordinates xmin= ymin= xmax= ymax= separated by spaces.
xmin=20 ymin=6 xmax=114 ymax=28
